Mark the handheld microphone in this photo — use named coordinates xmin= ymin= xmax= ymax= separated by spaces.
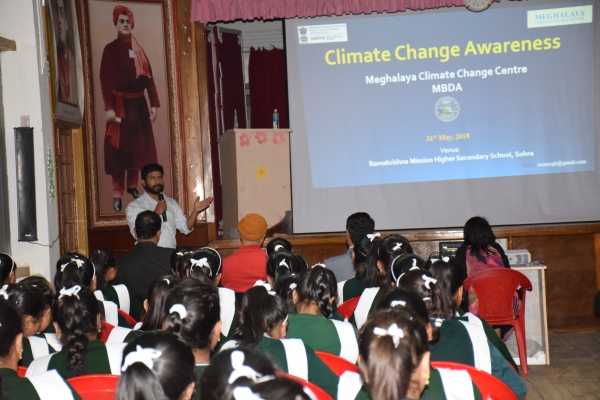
xmin=158 ymin=193 xmax=167 ymax=221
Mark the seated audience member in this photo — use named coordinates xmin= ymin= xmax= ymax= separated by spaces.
xmin=266 ymin=250 xmax=308 ymax=312
xmin=0 ymin=302 xmax=78 ymax=399
xmin=223 ymin=286 xmax=340 ymax=398
xmin=287 ymin=265 xmax=359 ymax=363
xmin=339 ymin=236 xmax=389 ymax=329
xmin=0 ymin=283 xmax=56 ymax=366
xmin=200 ymin=348 xmax=312 ymax=400
xmin=221 ymin=213 xmax=268 ymax=293
xmin=118 ymin=332 xmax=195 ymax=400
xmin=399 ymin=263 xmax=527 ymax=399
xmin=163 ymin=279 xmax=221 ymax=399
xmin=325 ymin=212 xmax=375 ymax=282
xmin=377 ymin=234 xmax=414 ymax=271
xmin=376 ymin=289 xmax=481 ymax=400
xmin=91 ymin=249 xmax=136 ymax=318
xmin=266 ymin=237 xmax=293 ymax=257
xmin=139 ymin=275 xmax=178 ymax=331
xmin=27 ymin=285 xmax=124 ymax=378
xmin=387 ymin=254 xmax=426 ymax=288
xmin=116 ymin=211 xmax=173 ymax=320
xmin=454 ymin=216 xmax=510 ymax=277
xmin=0 ymin=253 xmax=17 ymax=285
xmin=172 ymin=248 xmax=238 ymax=340
xmin=358 ymin=309 xmax=430 ymax=400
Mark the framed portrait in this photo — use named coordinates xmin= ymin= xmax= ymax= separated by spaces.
xmin=48 ymin=0 xmax=83 ymax=123
xmin=79 ymin=0 xmax=183 ymax=227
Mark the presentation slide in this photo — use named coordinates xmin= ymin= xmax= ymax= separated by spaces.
xmin=286 ymin=0 xmax=600 ymax=233
xmin=292 ymin=2 xmax=594 ymax=188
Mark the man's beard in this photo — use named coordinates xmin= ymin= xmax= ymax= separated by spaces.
xmin=145 ymin=184 xmax=164 ymax=195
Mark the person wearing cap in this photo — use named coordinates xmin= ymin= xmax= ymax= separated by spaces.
xmin=221 ymin=214 xmax=269 ymax=293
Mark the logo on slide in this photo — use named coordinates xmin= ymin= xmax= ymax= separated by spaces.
xmin=435 ymin=96 xmax=460 ymax=122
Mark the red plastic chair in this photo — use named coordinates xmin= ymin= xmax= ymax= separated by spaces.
xmin=464 ymin=268 xmax=532 ymax=375
xmin=337 ymin=296 xmax=360 ymax=320
xmin=431 ymin=361 xmax=517 ymax=400
xmin=17 ymin=366 xmax=27 ymax=378
xmin=315 ymin=351 xmax=359 ymax=376
xmin=118 ymin=309 xmax=137 ymax=328
xmin=277 ymin=372 xmax=333 ymax=400
xmin=67 ymin=374 xmax=119 ymax=400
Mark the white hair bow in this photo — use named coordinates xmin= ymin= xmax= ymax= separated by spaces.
xmin=366 ymin=232 xmax=381 ymax=242
xmin=232 ymin=387 xmax=263 ymax=400
xmin=60 ymin=257 xmax=85 ymax=272
xmin=442 ymin=256 xmax=450 ymax=262
xmin=392 ymin=242 xmax=403 ymax=252
xmin=228 ymin=350 xmax=263 ymax=384
xmin=373 ymin=323 xmax=405 ymax=348
xmin=411 ymin=259 xmax=419 ymax=269
xmin=289 ymin=282 xmax=297 ymax=291
xmin=0 ymin=284 xmax=9 ymax=300
xmin=390 ymin=300 xmax=406 ymax=308
xmin=278 ymin=259 xmax=290 ymax=270
xmin=253 ymin=280 xmax=275 ymax=296
xmin=59 ymin=285 xmax=81 ymax=300
xmin=162 ymin=278 xmax=171 ymax=285
xmin=121 ymin=345 xmax=162 ymax=372
xmin=421 ymin=274 xmax=437 ymax=290
xmin=190 ymin=257 xmax=211 ymax=276
xmin=311 ymin=263 xmax=326 ymax=269
xmin=169 ymin=304 xmax=188 ymax=320
xmin=274 ymin=244 xmax=285 ymax=252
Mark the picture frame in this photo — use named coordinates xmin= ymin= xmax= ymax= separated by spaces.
xmin=48 ymin=0 xmax=83 ymax=124
xmin=78 ymin=0 xmax=184 ymax=227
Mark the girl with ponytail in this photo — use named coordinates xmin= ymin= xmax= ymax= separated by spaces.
xmin=266 ymin=250 xmax=307 ymax=312
xmin=90 ymin=249 xmax=137 ymax=319
xmin=162 ymin=279 xmax=221 ymax=399
xmin=224 ymin=286 xmax=341 ymax=399
xmin=172 ymin=247 xmax=238 ymax=341
xmin=27 ymin=285 xmax=124 ymax=378
xmin=286 ymin=265 xmax=359 ymax=363
xmin=400 ymin=259 xmax=527 ymax=399
xmin=0 ymin=302 xmax=78 ymax=399
xmin=117 ymin=332 xmax=195 ymax=400
xmin=358 ymin=309 xmax=430 ymax=400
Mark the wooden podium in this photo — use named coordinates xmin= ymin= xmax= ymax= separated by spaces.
xmin=219 ymin=129 xmax=292 ymax=239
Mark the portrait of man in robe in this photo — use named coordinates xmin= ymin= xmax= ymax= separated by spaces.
xmin=84 ymin=0 xmax=175 ymax=219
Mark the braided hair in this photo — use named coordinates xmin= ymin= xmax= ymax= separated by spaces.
xmin=296 ymin=265 xmax=338 ymax=318
xmin=53 ymin=286 xmax=100 ymax=375
xmin=53 ymin=253 xmax=95 ymax=292
xmin=235 ymin=287 xmax=287 ymax=346
xmin=140 ymin=275 xmax=178 ymax=331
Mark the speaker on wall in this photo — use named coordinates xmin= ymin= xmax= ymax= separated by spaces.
xmin=14 ymin=127 xmax=37 ymax=242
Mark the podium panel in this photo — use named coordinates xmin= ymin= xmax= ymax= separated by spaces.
xmin=220 ymin=129 xmax=291 ymax=238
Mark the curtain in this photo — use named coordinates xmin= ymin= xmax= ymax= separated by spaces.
xmin=192 ymin=0 xmax=464 ymax=22
xmin=249 ymin=47 xmax=289 ymax=129
xmin=219 ymin=32 xmax=246 ymax=130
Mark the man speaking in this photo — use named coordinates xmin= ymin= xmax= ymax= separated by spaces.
xmin=126 ymin=163 xmax=212 ymax=248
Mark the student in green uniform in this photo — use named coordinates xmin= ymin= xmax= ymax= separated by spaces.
xmin=0 ymin=253 xmax=17 ymax=285
xmin=287 ymin=265 xmax=358 ymax=363
xmin=0 ymin=283 xmax=54 ymax=367
xmin=200 ymin=347 xmax=312 ymax=400
xmin=267 ymin=250 xmax=308 ymax=313
xmin=0 ymin=302 xmax=78 ymax=400
xmin=376 ymin=288 xmax=482 ymax=400
xmin=225 ymin=286 xmax=340 ymax=398
xmin=172 ymin=247 xmax=238 ymax=340
xmin=377 ymin=234 xmax=414 ymax=271
xmin=91 ymin=249 xmax=137 ymax=318
xmin=163 ymin=279 xmax=221 ymax=400
xmin=399 ymin=262 xmax=527 ymax=399
xmin=358 ymin=309 xmax=430 ymax=400
xmin=27 ymin=285 xmax=124 ymax=378
xmin=117 ymin=332 xmax=195 ymax=400
xmin=388 ymin=254 xmax=426 ymax=289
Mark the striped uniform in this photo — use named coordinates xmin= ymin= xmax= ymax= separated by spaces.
xmin=286 ymin=313 xmax=359 ymax=363
xmin=0 ymin=368 xmax=79 ymax=400
xmin=94 ymin=289 xmax=135 ymax=327
xmin=95 ymin=284 xmax=137 ymax=318
xmin=218 ymin=287 xmax=237 ymax=341
xmin=26 ymin=340 xmax=125 ymax=379
xmin=430 ymin=313 xmax=527 ymax=399
xmin=421 ymin=367 xmax=482 ymax=400
xmin=20 ymin=333 xmax=62 ymax=367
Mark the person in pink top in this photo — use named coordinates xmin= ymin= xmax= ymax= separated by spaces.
xmin=221 ymin=214 xmax=268 ymax=293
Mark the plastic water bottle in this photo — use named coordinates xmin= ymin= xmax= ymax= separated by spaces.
xmin=272 ymin=109 xmax=279 ymax=129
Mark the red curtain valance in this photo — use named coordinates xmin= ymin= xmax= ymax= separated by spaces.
xmin=192 ymin=0 xmax=465 ymax=22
